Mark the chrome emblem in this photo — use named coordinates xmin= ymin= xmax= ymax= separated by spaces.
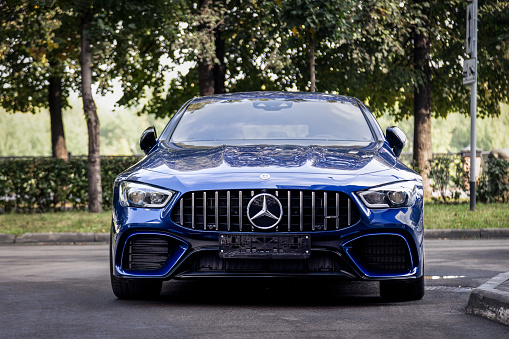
xmin=260 ymin=173 xmax=270 ymax=180
xmin=247 ymin=193 xmax=283 ymax=229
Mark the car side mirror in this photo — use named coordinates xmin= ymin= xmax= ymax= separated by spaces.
xmin=386 ymin=126 xmax=406 ymax=157
xmin=139 ymin=126 xmax=157 ymax=155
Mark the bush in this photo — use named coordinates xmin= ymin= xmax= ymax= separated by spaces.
xmin=0 ymin=156 xmax=140 ymax=213
xmin=477 ymin=157 xmax=509 ymax=203
xmin=427 ymin=154 xmax=468 ymax=203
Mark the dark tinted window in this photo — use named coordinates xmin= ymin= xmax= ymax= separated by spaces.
xmin=170 ymin=99 xmax=374 ymax=146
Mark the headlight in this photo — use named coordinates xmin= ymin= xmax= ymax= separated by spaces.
xmin=356 ymin=181 xmax=417 ymax=208
xmin=119 ymin=181 xmax=174 ymax=208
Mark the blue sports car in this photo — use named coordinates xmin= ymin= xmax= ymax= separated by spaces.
xmin=110 ymin=91 xmax=424 ymax=301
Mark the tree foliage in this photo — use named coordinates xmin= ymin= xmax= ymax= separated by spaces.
xmin=0 ymin=1 xmax=76 ymax=113
xmin=2 ymin=0 xmax=508 ymax=175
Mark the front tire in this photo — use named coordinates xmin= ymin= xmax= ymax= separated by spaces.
xmin=110 ymin=235 xmax=162 ymax=300
xmin=380 ymin=275 xmax=424 ymax=301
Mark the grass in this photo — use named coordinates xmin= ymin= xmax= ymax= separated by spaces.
xmin=425 ymin=202 xmax=509 ymax=229
xmin=0 ymin=203 xmax=508 ymax=236
xmin=0 ymin=211 xmax=112 ymax=236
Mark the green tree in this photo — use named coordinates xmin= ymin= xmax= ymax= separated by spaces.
xmin=275 ymin=0 xmax=351 ymax=92
xmin=1 ymin=0 xmax=180 ymax=211
xmin=315 ymin=0 xmax=508 ymax=196
xmin=70 ymin=0 xmax=180 ymax=212
xmin=0 ymin=1 xmax=74 ymax=160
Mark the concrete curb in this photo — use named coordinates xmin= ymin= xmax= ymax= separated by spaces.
xmin=424 ymin=228 xmax=509 ymax=240
xmin=466 ymin=272 xmax=509 ymax=326
xmin=0 ymin=233 xmax=15 ymax=244
xmin=0 ymin=232 xmax=109 ymax=245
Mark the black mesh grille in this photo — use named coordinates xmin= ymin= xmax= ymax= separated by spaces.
xmin=171 ymin=189 xmax=360 ymax=232
xmin=348 ymin=235 xmax=412 ymax=274
xmin=123 ymin=235 xmax=170 ymax=271
xmin=194 ymin=252 xmax=341 ymax=273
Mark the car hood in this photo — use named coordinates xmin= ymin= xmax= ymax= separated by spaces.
xmin=122 ymin=144 xmax=420 ymax=193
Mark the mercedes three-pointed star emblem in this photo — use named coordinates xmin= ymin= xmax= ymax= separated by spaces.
xmin=247 ymin=193 xmax=283 ymax=229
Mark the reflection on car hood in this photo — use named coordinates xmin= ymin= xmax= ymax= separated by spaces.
xmin=140 ymin=144 xmax=399 ymax=177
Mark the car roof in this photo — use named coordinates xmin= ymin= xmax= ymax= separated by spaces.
xmin=188 ymin=91 xmax=359 ymax=104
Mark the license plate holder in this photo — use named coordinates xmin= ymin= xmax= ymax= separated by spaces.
xmin=219 ymin=234 xmax=311 ymax=259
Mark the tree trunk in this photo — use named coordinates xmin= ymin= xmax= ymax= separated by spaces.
xmin=81 ymin=11 xmax=102 ymax=213
xmin=197 ymin=0 xmax=215 ymax=96
xmin=198 ymin=61 xmax=215 ymax=96
xmin=213 ymin=23 xmax=226 ymax=94
xmin=413 ymin=15 xmax=432 ymax=198
xmin=309 ymin=35 xmax=315 ymax=92
xmin=48 ymin=65 xmax=68 ymax=161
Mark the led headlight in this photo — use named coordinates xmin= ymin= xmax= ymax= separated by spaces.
xmin=119 ymin=181 xmax=174 ymax=208
xmin=357 ymin=181 xmax=417 ymax=208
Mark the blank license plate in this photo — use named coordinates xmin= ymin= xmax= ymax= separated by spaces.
xmin=219 ymin=234 xmax=310 ymax=259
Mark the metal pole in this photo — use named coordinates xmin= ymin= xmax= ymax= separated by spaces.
xmin=470 ymin=0 xmax=478 ymax=211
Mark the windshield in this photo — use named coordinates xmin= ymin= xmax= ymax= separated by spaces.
xmin=170 ymin=99 xmax=375 ymax=146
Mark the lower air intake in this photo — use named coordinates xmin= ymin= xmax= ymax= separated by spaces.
xmin=348 ymin=234 xmax=413 ymax=275
xmin=123 ymin=235 xmax=170 ymax=271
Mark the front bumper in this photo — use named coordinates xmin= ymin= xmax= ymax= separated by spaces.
xmin=111 ymin=180 xmax=424 ymax=282
xmin=111 ymin=209 xmax=424 ymax=282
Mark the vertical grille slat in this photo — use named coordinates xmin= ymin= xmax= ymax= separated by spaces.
xmin=239 ymin=191 xmax=243 ymax=231
xmin=311 ymin=191 xmax=315 ymax=231
xmin=287 ymin=191 xmax=291 ymax=232
xmin=179 ymin=198 xmax=184 ymax=225
xmin=347 ymin=198 xmax=351 ymax=226
xmin=203 ymin=191 xmax=207 ymax=230
xmin=324 ymin=192 xmax=328 ymax=231
xmin=227 ymin=191 xmax=231 ymax=232
xmin=299 ymin=191 xmax=304 ymax=232
xmin=191 ymin=192 xmax=195 ymax=229
xmin=171 ymin=189 xmax=360 ymax=232
xmin=214 ymin=191 xmax=219 ymax=231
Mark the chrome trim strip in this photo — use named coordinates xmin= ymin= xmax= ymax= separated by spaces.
xmin=180 ymin=197 xmax=184 ymax=225
xmin=227 ymin=191 xmax=231 ymax=232
xmin=287 ymin=191 xmax=291 ymax=232
xmin=191 ymin=192 xmax=195 ymax=229
xmin=203 ymin=191 xmax=207 ymax=230
xmin=312 ymin=191 xmax=315 ymax=231
xmin=239 ymin=190 xmax=243 ymax=232
xmin=336 ymin=193 xmax=339 ymax=230
xmin=215 ymin=191 xmax=219 ymax=230
xmin=347 ymin=198 xmax=351 ymax=226
xmin=299 ymin=191 xmax=303 ymax=232
xmin=324 ymin=192 xmax=328 ymax=231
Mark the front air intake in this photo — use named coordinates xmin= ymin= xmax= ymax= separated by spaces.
xmin=123 ymin=235 xmax=170 ymax=271
xmin=347 ymin=234 xmax=413 ymax=275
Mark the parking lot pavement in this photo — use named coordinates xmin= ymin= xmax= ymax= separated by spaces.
xmin=0 ymin=234 xmax=509 ymax=337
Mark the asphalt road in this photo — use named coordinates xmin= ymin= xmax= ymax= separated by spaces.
xmin=1 ymin=240 xmax=509 ymax=338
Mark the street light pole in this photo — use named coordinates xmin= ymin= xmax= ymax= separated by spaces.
xmin=465 ymin=0 xmax=478 ymax=211
xmin=469 ymin=0 xmax=477 ymax=211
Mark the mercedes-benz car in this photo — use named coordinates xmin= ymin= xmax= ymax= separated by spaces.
xmin=110 ymin=91 xmax=424 ymax=301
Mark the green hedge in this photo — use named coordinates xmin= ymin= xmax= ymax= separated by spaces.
xmin=0 ymin=156 xmax=140 ymax=213
xmin=2 ymin=153 xmax=507 ymax=213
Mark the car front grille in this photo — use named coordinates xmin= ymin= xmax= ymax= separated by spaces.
xmin=171 ymin=189 xmax=360 ymax=232
xmin=347 ymin=235 xmax=413 ymax=275
xmin=123 ymin=235 xmax=171 ymax=271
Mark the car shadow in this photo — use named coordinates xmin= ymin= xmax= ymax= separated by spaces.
xmin=155 ymin=278 xmax=388 ymax=307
